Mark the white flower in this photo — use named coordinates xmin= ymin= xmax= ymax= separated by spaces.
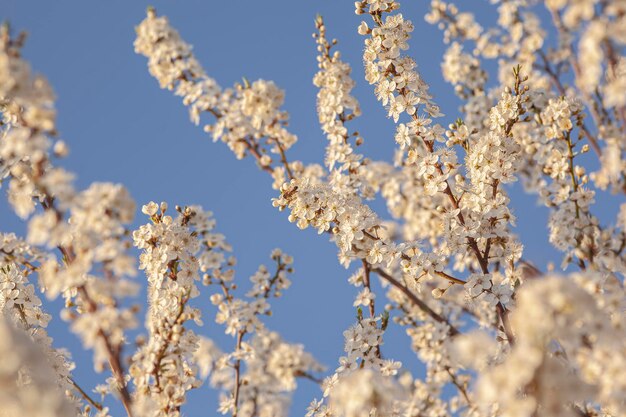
xmin=465 ymin=273 xmax=492 ymax=298
xmin=141 ymin=201 xmax=159 ymax=216
xmin=330 ymin=369 xmax=407 ymax=417
xmin=353 ymin=287 xmax=376 ymax=307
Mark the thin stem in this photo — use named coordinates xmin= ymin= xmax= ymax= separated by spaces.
xmin=70 ymin=378 xmax=104 ymax=412
xmin=232 ymin=330 xmax=245 ymax=417
xmin=77 ymin=286 xmax=134 ymax=417
xmin=295 ymin=370 xmax=323 ymax=385
xmin=497 ymin=302 xmax=515 ymax=345
xmin=361 ymin=260 xmax=381 ymax=358
xmin=445 ymin=367 xmax=473 ymax=408
xmin=273 ymin=138 xmax=294 ymax=180
xmin=361 ymin=260 xmax=376 ymax=318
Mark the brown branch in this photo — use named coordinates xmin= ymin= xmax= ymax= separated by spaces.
xmin=232 ymin=330 xmax=245 ymax=417
xmin=366 ymin=10 xmax=520 ymax=347
xmin=294 ymin=370 xmax=323 ymax=385
xmin=361 ymin=230 xmax=467 ymax=286
xmin=70 ymin=377 xmax=104 ymax=412
xmin=272 ymin=138 xmax=294 ymax=180
xmin=496 ymin=302 xmax=515 ymax=345
xmin=77 ymin=286 xmax=134 ymax=417
xmin=445 ymin=367 xmax=473 ymax=408
xmin=372 ymin=267 xmax=460 ymax=335
xmin=361 ymin=260 xmax=376 ymax=318
xmin=241 ymin=138 xmax=274 ymax=175
xmin=361 ymin=260 xmax=381 ymax=359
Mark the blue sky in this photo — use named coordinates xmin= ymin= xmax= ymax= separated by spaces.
xmin=2 ymin=1 xmax=619 ymax=416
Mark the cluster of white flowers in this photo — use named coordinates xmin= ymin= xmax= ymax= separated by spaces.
xmin=273 ymin=170 xmax=464 ymax=297
xmin=211 ymin=79 xmax=297 ymax=165
xmin=273 ymin=177 xmax=382 ymax=260
xmin=328 ymin=368 xmax=406 ymax=417
xmin=132 ymin=200 xmax=321 ymax=417
xmin=441 ymin=42 xmax=487 ymax=98
xmin=0 ymin=26 xmax=60 ymax=219
xmin=0 ymin=231 xmax=41 ymax=267
xmin=0 ymin=262 xmax=82 ymax=412
xmin=306 ymin=314 xmax=404 ymax=417
xmin=1 ymin=1 xmax=625 ymax=416
xmin=208 ymin=329 xmax=323 ymax=417
xmin=433 ymin=0 xmax=546 ymax=88
xmin=34 ymin=182 xmax=139 ymax=380
xmin=603 ymin=56 xmax=626 ymax=109
xmin=134 ymin=10 xmax=299 ymax=188
xmin=425 ymin=1 xmax=482 ymax=45
xmin=136 ymin=2 xmax=626 ymax=415
xmin=359 ymin=9 xmax=442 ymax=122
xmin=459 ymin=274 xmax=626 ymax=417
xmin=512 ymin=94 xmax=626 ymax=272
xmin=1 ymin=25 xmax=140 ymax=415
xmin=313 ymin=16 xmax=372 ymax=200
xmin=0 ymin=317 xmax=79 ymax=417
xmin=203 ymin=249 xmax=323 ymax=417
xmin=133 ymin=8 xmax=221 ymax=125
xmin=130 ymin=203 xmax=218 ymax=416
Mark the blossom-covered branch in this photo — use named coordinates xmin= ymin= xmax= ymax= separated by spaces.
xmin=1 ymin=2 xmax=625 ymax=417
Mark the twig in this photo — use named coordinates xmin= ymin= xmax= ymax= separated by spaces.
xmin=70 ymin=378 xmax=104 ymax=412
xmin=372 ymin=267 xmax=460 ymax=335
xmin=295 ymin=370 xmax=323 ymax=385
xmin=232 ymin=330 xmax=245 ymax=417
xmin=361 ymin=260 xmax=381 ymax=358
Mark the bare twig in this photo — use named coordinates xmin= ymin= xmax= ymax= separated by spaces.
xmin=70 ymin=378 xmax=104 ymax=412
xmin=372 ymin=267 xmax=460 ymax=335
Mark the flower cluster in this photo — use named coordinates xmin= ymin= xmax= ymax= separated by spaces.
xmin=134 ymin=10 xmax=300 ymax=188
xmin=441 ymin=42 xmax=487 ymax=98
xmin=0 ymin=263 xmax=81 ymax=412
xmin=313 ymin=16 xmax=373 ymax=200
xmin=130 ymin=203 xmax=220 ymax=417
xmin=328 ymin=368 xmax=406 ymax=417
xmin=133 ymin=9 xmax=221 ymax=125
xmin=1 ymin=1 xmax=626 ymax=417
xmin=208 ymin=329 xmax=323 ymax=417
xmin=129 ymin=3 xmax=626 ymax=417
xmin=273 ymin=177 xmax=382 ymax=259
xmin=1 ymin=25 xmax=139 ymax=415
xmin=0 ymin=317 xmax=79 ymax=417
xmin=359 ymin=10 xmax=442 ymax=122
xmin=307 ymin=315 xmax=403 ymax=417
xmin=463 ymin=274 xmax=626 ymax=417
xmin=203 ymin=249 xmax=322 ymax=417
